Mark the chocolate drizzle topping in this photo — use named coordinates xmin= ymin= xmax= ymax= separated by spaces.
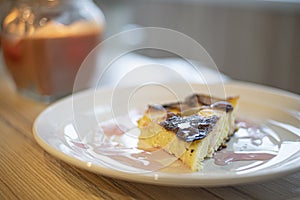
xmin=210 ymin=101 xmax=233 ymax=112
xmin=159 ymin=113 xmax=219 ymax=142
xmin=160 ymin=94 xmax=234 ymax=113
xmin=147 ymin=94 xmax=236 ymax=142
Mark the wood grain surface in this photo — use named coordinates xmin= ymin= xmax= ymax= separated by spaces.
xmin=0 ymin=76 xmax=299 ymax=200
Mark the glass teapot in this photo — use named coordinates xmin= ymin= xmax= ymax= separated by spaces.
xmin=1 ymin=0 xmax=105 ymax=102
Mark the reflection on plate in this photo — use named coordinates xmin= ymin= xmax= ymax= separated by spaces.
xmin=33 ymin=81 xmax=300 ymax=187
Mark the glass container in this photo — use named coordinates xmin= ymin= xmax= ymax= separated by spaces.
xmin=1 ymin=0 xmax=105 ymax=102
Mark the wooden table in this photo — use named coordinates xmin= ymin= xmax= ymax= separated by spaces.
xmin=0 ymin=74 xmax=300 ymax=200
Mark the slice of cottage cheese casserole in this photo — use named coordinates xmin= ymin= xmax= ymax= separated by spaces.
xmin=137 ymin=94 xmax=239 ymax=171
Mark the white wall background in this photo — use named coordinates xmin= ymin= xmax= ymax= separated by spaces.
xmin=1 ymin=0 xmax=299 ymax=94
xmin=96 ymin=0 xmax=300 ymax=94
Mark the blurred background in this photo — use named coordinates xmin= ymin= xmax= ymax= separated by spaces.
xmin=1 ymin=0 xmax=300 ymax=94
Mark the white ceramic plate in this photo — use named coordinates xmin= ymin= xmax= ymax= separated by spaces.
xmin=33 ymin=81 xmax=300 ymax=187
